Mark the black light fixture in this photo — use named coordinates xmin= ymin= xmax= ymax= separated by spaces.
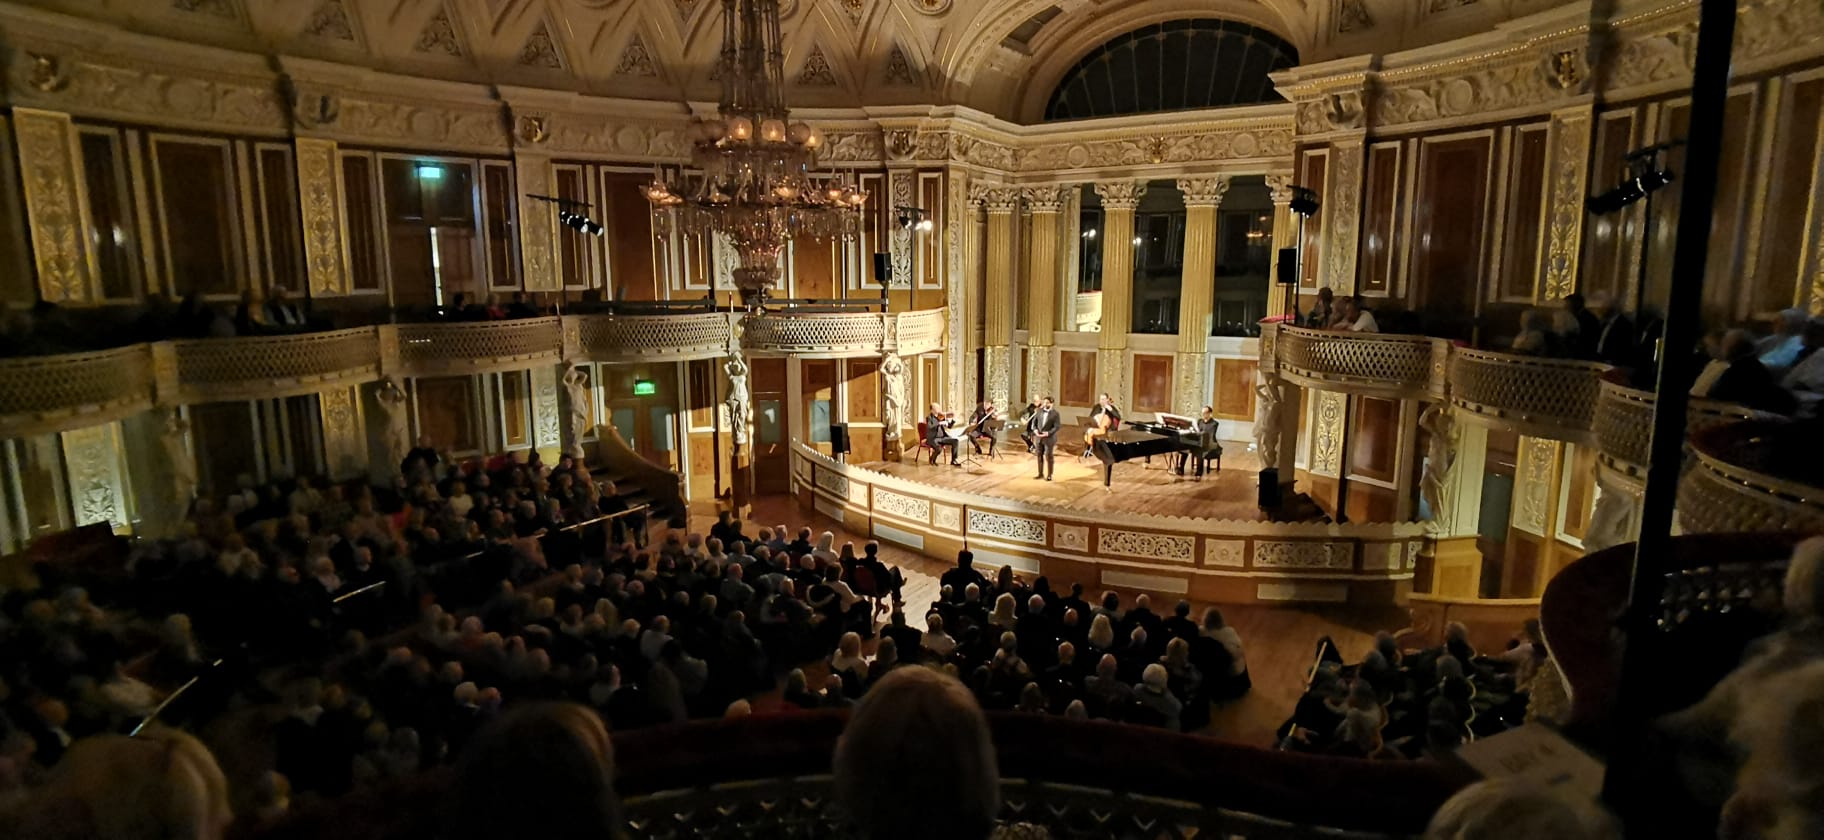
xmin=529 ymin=193 xmax=605 ymax=236
xmin=1587 ymin=140 xmax=1682 ymax=215
xmin=1288 ymin=186 xmax=1320 ymax=217
xmin=896 ymin=205 xmax=935 ymax=233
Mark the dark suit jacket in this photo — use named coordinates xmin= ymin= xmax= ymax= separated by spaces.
xmin=925 ymin=413 xmax=952 ymax=445
xmin=1709 ymin=358 xmax=1797 ymax=414
xmin=1027 ymin=408 xmax=1061 ymax=437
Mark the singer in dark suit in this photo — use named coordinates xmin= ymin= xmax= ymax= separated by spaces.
xmin=1027 ymin=396 xmax=1062 ymax=480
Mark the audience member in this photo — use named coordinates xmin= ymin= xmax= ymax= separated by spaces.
xmin=445 ymin=703 xmax=619 ymax=840
xmin=832 ymin=667 xmax=1002 ymax=840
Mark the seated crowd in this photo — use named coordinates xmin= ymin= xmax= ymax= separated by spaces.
xmin=1276 ymin=619 xmax=1557 ymax=760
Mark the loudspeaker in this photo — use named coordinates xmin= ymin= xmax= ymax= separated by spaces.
xmin=1258 ymin=467 xmax=1282 ymax=508
xmin=1276 ymin=248 xmax=1298 ymax=285
xmin=830 ymin=423 xmax=851 ymax=455
xmin=872 ymin=252 xmax=891 ymax=285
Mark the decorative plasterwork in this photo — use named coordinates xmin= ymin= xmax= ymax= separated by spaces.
xmin=971 ymin=184 xmax=1022 ymax=213
xmin=968 ymin=509 xmax=1046 ymax=545
xmin=61 ymin=422 xmax=129 ymax=532
xmin=415 ymin=5 xmax=465 ymax=57
xmin=520 ymin=21 xmax=567 ymax=70
xmin=883 ymin=45 xmax=919 ymax=87
xmin=1175 ymin=352 xmax=1208 ymax=417
xmin=515 ymin=153 xmax=559 ymax=292
xmin=1254 ymin=541 xmax=1353 ymax=570
xmin=932 ymin=503 xmax=961 ymax=532
xmin=1018 ymin=120 xmax=1293 ymax=174
xmin=318 ymin=386 xmax=366 ymax=480
xmin=4 ymin=48 xmax=286 ymax=135
xmin=1311 ymin=390 xmax=1347 ymax=477
xmin=1093 ymin=179 xmax=1146 ymax=210
xmin=11 ymin=108 xmax=93 ymax=305
xmin=530 ymin=366 xmax=562 ymax=450
xmin=615 ymin=34 xmax=658 ymax=77
xmin=798 ymin=46 xmax=838 ymax=86
xmin=1177 ymin=176 xmax=1231 ymax=208
xmin=1294 ymin=90 xmax=1367 ymax=136
xmin=302 ymin=0 xmax=358 ymax=43
xmin=1053 ymin=523 xmax=1089 ymax=552
xmin=888 ymin=169 xmax=915 ymax=287
xmin=1023 ymin=185 xmax=1069 ymax=212
xmin=502 ymin=105 xmax=689 ymax=161
xmin=287 ymin=74 xmax=509 ymax=152
xmin=1514 ymin=436 xmax=1559 ymax=537
xmin=1334 ymin=0 xmax=1376 ymax=33
xmin=294 ymin=137 xmax=348 ymax=297
xmin=821 ymin=129 xmax=886 ymax=163
xmin=1542 ymin=108 xmax=1591 ymax=301
xmin=873 ymin=487 xmax=931 ymax=523
xmin=1323 ymin=140 xmax=1364 ymax=292
xmin=1374 ymin=47 xmax=1589 ymax=128
xmin=1206 ymin=539 xmax=1247 ymax=567
xmin=1096 ymin=529 xmax=1196 ymax=564
xmin=982 ymin=345 xmax=1012 ymax=412
xmin=813 ymin=465 xmax=852 ymax=501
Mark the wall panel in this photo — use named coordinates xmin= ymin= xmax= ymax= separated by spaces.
xmin=1132 ymin=353 xmax=1173 ymax=413
xmin=1060 ymin=351 xmax=1096 ymax=407
xmin=1410 ymin=134 xmax=1493 ymax=338
xmin=1359 ymin=142 xmax=1402 ymax=296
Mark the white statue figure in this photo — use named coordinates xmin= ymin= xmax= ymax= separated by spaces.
xmin=374 ymin=377 xmax=411 ymax=473
xmin=561 ymin=363 xmax=592 ymax=459
xmin=881 ymin=352 xmax=908 ymax=440
xmin=162 ymin=408 xmax=196 ymax=504
xmin=1253 ymin=382 xmax=1282 ymax=468
xmin=725 ymin=353 xmax=751 ymax=446
xmin=1584 ymin=487 xmax=1639 ymax=553
xmin=1419 ymin=404 xmax=1457 ymax=534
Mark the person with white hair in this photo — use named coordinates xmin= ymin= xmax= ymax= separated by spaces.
xmin=1722 ymin=659 xmax=1824 ymax=840
xmin=1423 ymin=778 xmax=1616 ymax=839
xmin=1759 ymin=307 xmax=1810 ymax=374
xmin=0 ymin=727 xmax=232 ymax=840
xmin=833 ymin=667 xmax=1004 ymax=840
xmin=1133 ymin=663 xmax=1184 ymax=731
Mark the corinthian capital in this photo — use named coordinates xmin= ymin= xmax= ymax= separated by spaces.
xmin=1264 ymin=173 xmax=1296 ymax=204
xmin=1177 ymin=176 xmax=1231 ymax=208
xmin=969 ymin=183 xmax=1021 ymax=213
xmin=1022 ymin=185 xmax=1070 ymax=213
xmin=1093 ymin=179 xmax=1147 ymax=210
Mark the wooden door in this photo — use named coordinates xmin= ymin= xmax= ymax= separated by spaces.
xmin=751 ymin=358 xmax=790 ymax=494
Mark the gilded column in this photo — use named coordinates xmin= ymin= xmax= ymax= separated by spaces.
xmin=12 ymin=108 xmax=95 ymax=303
xmin=294 ymin=137 xmax=350 ymax=296
xmin=1175 ymin=176 xmax=1229 ymax=414
xmin=1263 ymin=175 xmax=1299 ymax=318
xmin=1094 ymin=180 xmax=1145 ymax=405
xmin=1541 ymin=107 xmax=1593 ymax=302
xmin=977 ymin=185 xmax=1020 ymax=410
xmin=1023 ymin=186 xmax=1068 ymax=401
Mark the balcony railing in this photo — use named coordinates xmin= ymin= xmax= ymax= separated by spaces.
xmin=743 ymin=310 xmax=888 ymax=355
xmin=570 ymin=312 xmax=734 ymax=361
xmin=1447 ymin=348 xmax=1607 ymax=443
xmin=1678 ymin=421 xmax=1824 ymax=535
xmin=169 ymin=328 xmax=380 ymax=404
xmin=0 ymin=344 xmax=155 ymax=439
xmin=1594 ymin=371 xmax=1759 ymax=476
xmin=393 ymin=317 xmax=565 ymax=377
xmin=1265 ymin=324 xmax=1446 ymax=400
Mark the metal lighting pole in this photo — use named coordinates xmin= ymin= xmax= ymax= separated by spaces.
xmin=1601 ymin=0 xmax=1735 ymax=826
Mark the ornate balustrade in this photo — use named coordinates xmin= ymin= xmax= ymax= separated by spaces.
xmin=1594 ymin=371 xmax=1759 ymax=477
xmin=1263 ymin=324 xmax=1446 ymax=400
xmin=168 ymin=328 xmax=380 ymax=404
xmin=894 ymin=307 xmax=947 ymax=355
xmin=392 ymin=317 xmax=565 ymax=377
xmin=568 ymin=312 xmax=735 ymax=361
xmin=743 ymin=310 xmax=888 ymax=355
xmin=0 ymin=345 xmax=156 ymax=439
xmin=1678 ymin=421 xmax=1824 ymax=535
xmin=1446 ymin=348 xmax=1607 ymax=444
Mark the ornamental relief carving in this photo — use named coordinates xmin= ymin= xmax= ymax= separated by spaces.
xmin=933 ymin=503 xmax=961 ymax=532
xmin=813 ymin=465 xmax=851 ymax=500
xmin=1206 ymin=539 xmax=1246 ymax=568
xmin=295 ymin=138 xmax=347 ymax=297
xmin=6 ymin=52 xmax=285 ymax=133
xmin=12 ymin=110 xmax=91 ymax=304
xmin=888 ymin=171 xmax=915 ymax=287
xmin=1020 ymin=128 xmax=1293 ymax=172
xmin=61 ymin=423 xmax=126 ymax=531
xmin=1254 ymin=540 xmax=1352 ymax=570
xmin=1311 ymin=390 xmax=1346 ymax=477
xmin=822 ymin=129 xmax=884 ymax=163
xmin=951 ymin=133 xmax=1018 ymax=170
xmin=967 ymin=509 xmax=1046 ymax=545
xmin=1324 ymin=142 xmax=1363 ymax=292
xmin=531 ymin=366 xmax=562 ymax=450
xmin=323 ymin=96 xmax=509 ymax=151
xmin=1052 ymin=523 xmax=1088 ymax=552
xmin=1096 ymin=528 xmax=1196 ymax=564
xmin=873 ymin=487 xmax=930 ymax=523
xmin=1543 ymin=112 xmax=1590 ymax=300
xmin=1374 ymin=49 xmax=1584 ymax=128
xmin=1294 ymin=92 xmax=1365 ymax=135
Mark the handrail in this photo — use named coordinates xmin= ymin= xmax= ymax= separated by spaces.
xmin=129 ymin=657 xmax=223 ymax=736
xmin=1594 ymin=370 xmax=1761 ymax=475
xmin=1447 ymin=347 xmax=1607 ymax=443
xmin=1678 ymin=421 xmax=1824 ymax=535
xmin=1265 ymin=323 xmax=1447 ymax=399
xmin=330 ymin=580 xmax=386 ymax=605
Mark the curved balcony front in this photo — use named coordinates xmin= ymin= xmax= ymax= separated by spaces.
xmin=1678 ymin=420 xmax=1824 ymax=535
xmin=567 ymin=313 xmax=734 ymax=362
xmin=1265 ymin=324 xmax=1445 ymax=400
xmin=0 ymin=345 xmax=157 ymax=439
xmin=392 ymin=317 xmax=565 ymax=378
xmin=1594 ymin=371 xmax=1760 ymax=478
xmin=1447 ymin=348 xmax=1606 ymax=444
xmin=169 ymin=328 xmax=380 ymax=404
xmin=743 ymin=311 xmax=889 ymax=356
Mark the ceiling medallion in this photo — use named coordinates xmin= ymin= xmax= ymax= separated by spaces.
xmin=641 ymin=0 xmax=867 ymax=310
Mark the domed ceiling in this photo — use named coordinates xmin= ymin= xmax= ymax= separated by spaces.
xmin=1 ymin=0 xmax=1581 ymax=122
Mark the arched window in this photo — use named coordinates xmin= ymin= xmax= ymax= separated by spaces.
xmin=1044 ymin=20 xmax=1298 ymax=122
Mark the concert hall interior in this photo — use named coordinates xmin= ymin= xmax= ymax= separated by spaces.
xmin=0 ymin=0 xmax=1823 ymax=837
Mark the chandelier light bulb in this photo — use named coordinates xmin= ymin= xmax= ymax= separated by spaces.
xmin=826 ymin=186 xmax=845 ymax=203
xmin=726 ymin=115 xmax=753 ymax=142
xmin=804 ymin=127 xmax=824 ymax=150
xmin=760 ymin=118 xmax=787 ymax=143
xmin=849 ymin=190 xmax=868 ymax=207
xmin=787 ymin=122 xmax=812 ymax=144
xmin=773 ymin=184 xmax=799 ymax=200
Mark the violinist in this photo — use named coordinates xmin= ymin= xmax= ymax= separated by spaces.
xmin=924 ymin=403 xmax=960 ymax=466
xmin=1081 ymin=393 xmax=1121 ymax=459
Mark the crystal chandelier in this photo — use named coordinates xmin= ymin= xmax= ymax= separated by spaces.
xmin=642 ymin=0 xmax=867 ymax=308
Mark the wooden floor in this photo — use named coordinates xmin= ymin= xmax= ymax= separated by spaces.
xmin=692 ymin=496 xmax=1408 ymax=746
xmin=856 ymin=440 xmax=1327 ymax=523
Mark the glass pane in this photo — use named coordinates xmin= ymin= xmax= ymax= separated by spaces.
xmin=809 ymin=400 xmax=832 ymax=442
xmin=79 ymin=131 xmax=136 ymax=300
xmin=341 ymin=156 xmax=383 ymax=291
xmin=155 ymin=139 xmax=238 ymax=296
xmin=259 ymin=146 xmax=304 ymax=294
xmin=647 ymin=407 xmax=674 ymax=452
xmin=611 ymin=408 xmax=636 ymax=445
xmin=756 ymin=400 xmax=782 ymax=446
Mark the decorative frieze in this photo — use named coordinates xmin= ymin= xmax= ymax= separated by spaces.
xmin=1206 ymin=539 xmax=1247 ymax=568
xmin=1096 ymin=529 xmax=1196 ymax=564
xmin=872 ymin=487 xmax=931 ymax=523
xmin=967 ymin=509 xmax=1046 ymax=545
xmin=1052 ymin=523 xmax=1089 ymax=552
xmin=1542 ymin=109 xmax=1591 ymax=301
xmin=294 ymin=137 xmax=348 ymax=297
xmin=1017 ymin=123 xmax=1293 ymax=173
xmin=11 ymin=108 xmax=92 ymax=304
xmin=1254 ymin=540 xmax=1353 ymax=570
xmin=813 ymin=465 xmax=851 ymax=500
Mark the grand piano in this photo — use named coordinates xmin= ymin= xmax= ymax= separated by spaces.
xmin=1089 ymin=414 xmax=1222 ymax=487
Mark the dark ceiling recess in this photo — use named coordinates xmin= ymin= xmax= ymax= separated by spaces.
xmin=1043 ymin=19 xmax=1298 ymax=121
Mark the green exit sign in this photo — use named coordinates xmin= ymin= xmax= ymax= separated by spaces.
xmin=632 ymin=379 xmax=657 ymax=396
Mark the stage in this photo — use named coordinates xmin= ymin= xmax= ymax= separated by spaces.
xmin=857 ymin=440 xmax=1327 ymax=524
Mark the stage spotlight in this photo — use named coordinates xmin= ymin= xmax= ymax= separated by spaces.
xmin=1288 ymin=186 xmax=1319 ymax=217
xmin=1587 ymin=180 xmax=1645 ymax=215
xmin=897 ymin=214 xmax=911 ymax=229
xmin=915 ymin=218 xmax=934 ymax=233
xmin=1635 ymin=167 xmax=1676 ymax=194
xmin=581 ymin=218 xmax=604 ymax=236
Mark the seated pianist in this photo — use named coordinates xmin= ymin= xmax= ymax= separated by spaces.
xmin=1173 ymin=406 xmax=1223 ymax=477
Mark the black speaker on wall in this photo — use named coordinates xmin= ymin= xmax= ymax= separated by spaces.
xmin=1258 ymin=467 xmax=1283 ymax=508
xmin=872 ymin=252 xmax=891 ymax=285
xmin=830 ymin=423 xmax=851 ymax=455
xmin=1276 ymin=248 xmax=1298 ymax=286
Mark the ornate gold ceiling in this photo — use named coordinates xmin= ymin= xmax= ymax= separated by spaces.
xmin=1 ymin=0 xmax=1579 ymax=121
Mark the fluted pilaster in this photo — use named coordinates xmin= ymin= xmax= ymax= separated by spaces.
xmin=1024 ymin=186 xmax=1068 ymax=402
xmin=1094 ymin=180 xmax=1144 ymax=402
xmin=1265 ymin=174 xmax=1298 ymax=320
xmin=976 ymin=185 xmax=1020 ymax=409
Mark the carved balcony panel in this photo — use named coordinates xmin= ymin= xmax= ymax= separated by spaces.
xmin=0 ymin=345 xmax=156 ymax=439
xmin=894 ymin=309 xmax=947 ymax=355
xmin=1448 ymin=349 xmax=1606 ymax=444
xmin=394 ymin=317 xmax=563 ymax=378
xmin=744 ymin=312 xmax=887 ymax=356
xmin=1678 ymin=421 xmax=1824 ymax=535
xmin=1271 ymin=325 xmax=1444 ymax=399
xmin=170 ymin=329 xmax=380 ymax=404
xmin=567 ymin=313 xmax=734 ymax=362
xmin=1595 ymin=372 xmax=1759 ymax=477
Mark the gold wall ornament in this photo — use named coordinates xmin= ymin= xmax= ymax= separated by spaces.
xmin=13 ymin=108 xmax=95 ymax=305
xmin=517 ymin=114 xmax=550 ymax=145
xmin=1311 ymin=390 xmax=1347 ymax=477
xmin=530 ymin=365 xmax=562 ymax=453
xmin=1546 ymin=49 xmax=1586 ymax=91
xmin=294 ymin=137 xmax=349 ymax=296
xmin=318 ymin=385 xmax=367 ymax=480
xmin=514 ymin=152 xmax=560 ymax=292
xmin=885 ymin=128 xmax=918 ymax=161
xmin=1542 ymin=109 xmax=1591 ymax=301
xmin=1177 ymin=176 xmax=1231 ymax=208
xmin=1324 ymin=140 xmax=1364 ymax=293
xmin=26 ymin=52 xmax=65 ymax=92
xmin=1513 ymin=436 xmax=1560 ymax=536
xmin=60 ymin=421 xmax=129 ymax=533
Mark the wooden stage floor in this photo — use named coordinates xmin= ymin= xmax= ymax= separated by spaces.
xmin=856 ymin=440 xmax=1325 ymax=523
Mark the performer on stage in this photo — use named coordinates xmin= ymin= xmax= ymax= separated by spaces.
xmin=1081 ymin=393 xmax=1121 ymax=460
xmin=1018 ymin=393 xmax=1042 ymax=452
xmin=1176 ymin=405 xmax=1221 ymax=476
xmin=966 ymin=400 xmax=998 ymax=456
xmin=925 ymin=403 xmax=960 ymax=466
xmin=1027 ymin=396 xmax=1061 ymax=480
